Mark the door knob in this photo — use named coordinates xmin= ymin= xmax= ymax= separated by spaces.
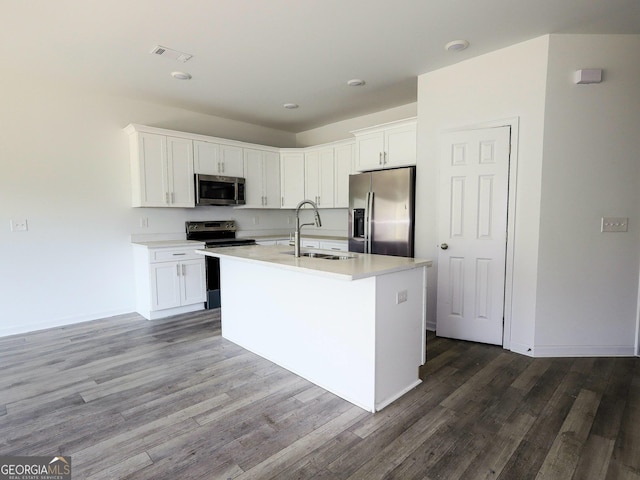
xmin=440 ymin=243 xmax=449 ymax=250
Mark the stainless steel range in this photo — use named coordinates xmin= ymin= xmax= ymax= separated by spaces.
xmin=185 ymin=220 xmax=256 ymax=309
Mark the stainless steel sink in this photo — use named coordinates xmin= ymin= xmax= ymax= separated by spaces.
xmin=282 ymin=251 xmax=355 ymax=260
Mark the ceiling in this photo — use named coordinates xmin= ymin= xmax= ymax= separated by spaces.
xmin=2 ymin=0 xmax=638 ymax=133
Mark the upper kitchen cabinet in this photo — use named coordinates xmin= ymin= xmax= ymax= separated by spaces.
xmin=304 ymin=147 xmax=334 ymax=208
xmin=352 ymin=118 xmax=416 ymax=171
xmin=334 ymin=142 xmax=354 ymax=208
xmin=194 ymin=140 xmax=244 ymax=177
xmin=280 ymin=152 xmax=305 ymax=209
xmin=126 ymin=125 xmax=195 ymax=208
xmin=243 ymin=148 xmax=280 ymax=208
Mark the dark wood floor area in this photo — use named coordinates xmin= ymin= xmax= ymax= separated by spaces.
xmin=1 ymin=311 xmax=638 ymax=479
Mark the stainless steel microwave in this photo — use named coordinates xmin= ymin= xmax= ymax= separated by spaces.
xmin=195 ymin=174 xmax=246 ymax=206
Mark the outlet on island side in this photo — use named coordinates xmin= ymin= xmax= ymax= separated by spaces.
xmin=396 ymin=290 xmax=408 ymax=304
xmin=10 ymin=219 xmax=28 ymax=232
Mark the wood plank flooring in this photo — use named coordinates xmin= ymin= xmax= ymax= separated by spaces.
xmin=1 ymin=310 xmax=638 ymax=479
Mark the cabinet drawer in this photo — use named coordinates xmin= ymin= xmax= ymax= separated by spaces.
xmin=152 ymin=249 xmax=202 ymax=263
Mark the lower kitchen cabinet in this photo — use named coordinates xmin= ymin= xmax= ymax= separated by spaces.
xmin=133 ymin=242 xmax=206 ymax=320
xmin=319 ymin=240 xmax=348 ymax=251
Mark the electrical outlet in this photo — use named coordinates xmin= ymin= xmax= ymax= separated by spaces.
xmin=10 ymin=219 xmax=28 ymax=232
xmin=396 ymin=290 xmax=408 ymax=304
xmin=140 ymin=217 xmax=149 ymax=228
xmin=601 ymin=217 xmax=628 ymax=232
xmin=287 ymin=216 xmax=294 ymax=225
xmin=253 ymin=216 xmax=259 ymax=225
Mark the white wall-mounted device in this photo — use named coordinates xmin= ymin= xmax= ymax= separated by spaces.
xmin=574 ymin=69 xmax=603 ymax=84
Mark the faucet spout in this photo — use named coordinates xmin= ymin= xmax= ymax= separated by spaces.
xmin=294 ymin=199 xmax=322 ymax=257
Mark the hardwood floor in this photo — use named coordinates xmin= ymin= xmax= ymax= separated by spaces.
xmin=1 ymin=310 xmax=638 ymax=479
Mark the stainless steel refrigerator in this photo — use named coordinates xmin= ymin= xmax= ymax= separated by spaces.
xmin=348 ymin=166 xmax=416 ymax=257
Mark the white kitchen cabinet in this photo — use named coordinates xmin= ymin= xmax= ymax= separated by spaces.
xmin=300 ymin=239 xmax=320 ymax=249
xmin=305 ymin=148 xmax=334 ymax=208
xmin=256 ymin=238 xmax=292 ymax=246
xmin=127 ymin=129 xmax=195 ymax=208
xmin=133 ymin=243 xmax=206 ymax=320
xmin=243 ymin=148 xmax=280 ymax=208
xmin=353 ymin=118 xmax=416 ymax=171
xmin=334 ymin=142 xmax=354 ymax=208
xmin=194 ymin=142 xmax=244 ymax=177
xmin=319 ymin=240 xmax=348 ymax=252
xmin=219 ymin=145 xmax=244 ymax=177
xmin=280 ymin=152 xmax=305 ymax=208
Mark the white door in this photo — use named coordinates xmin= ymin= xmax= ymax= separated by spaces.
xmin=436 ymin=126 xmax=511 ymax=345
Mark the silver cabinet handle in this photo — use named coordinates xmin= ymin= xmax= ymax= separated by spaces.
xmin=171 ymin=192 xmax=175 ymax=203
xmin=172 ymin=253 xmax=186 ymax=256
xmin=379 ymin=152 xmax=383 ymax=165
xmin=384 ymin=152 xmax=388 ymax=164
xmin=176 ymin=264 xmax=181 ymax=276
xmin=281 ymin=197 xmax=284 ymax=207
xmin=220 ymin=162 xmax=224 ymax=173
xmin=182 ymin=264 xmax=186 ymax=275
xmin=165 ymin=192 xmax=170 ymax=204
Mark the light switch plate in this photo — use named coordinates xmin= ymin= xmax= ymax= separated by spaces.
xmin=601 ymin=217 xmax=628 ymax=233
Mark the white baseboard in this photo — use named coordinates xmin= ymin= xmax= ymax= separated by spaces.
xmin=0 ymin=307 xmax=134 ymax=339
xmin=532 ymin=344 xmax=636 ymax=358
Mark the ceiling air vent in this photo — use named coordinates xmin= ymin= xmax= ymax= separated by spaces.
xmin=150 ymin=45 xmax=192 ymax=63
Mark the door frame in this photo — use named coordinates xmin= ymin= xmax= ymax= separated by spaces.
xmin=439 ymin=117 xmax=520 ymax=350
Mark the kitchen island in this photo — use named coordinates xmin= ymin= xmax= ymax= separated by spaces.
xmin=197 ymin=244 xmax=432 ymax=412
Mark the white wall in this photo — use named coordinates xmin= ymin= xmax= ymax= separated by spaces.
xmin=0 ymin=77 xmax=301 ymax=337
xmin=534 ymin=34 xmax=640 ymax=356
xmin=417 ymin=33 xmax=640 ymax=357
xmin=295 ymin=103 xmax=417 ymax=147
xmin=416 ymin=36 xmax=550 ymax=352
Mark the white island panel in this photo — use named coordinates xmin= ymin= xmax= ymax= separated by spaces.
xmin=220 ymin=258 xmax=378 ymax=410
xmin=214 ymin=249 xmax=428 ymax=412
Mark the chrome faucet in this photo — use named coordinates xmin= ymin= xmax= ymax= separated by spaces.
xmin=294 ymin=199 xmax=322 ymax=257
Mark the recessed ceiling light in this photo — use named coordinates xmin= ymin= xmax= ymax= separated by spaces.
xmin=445 ymin=40 xmax=469 ymax=52
xmin=347 ymin=79 xmax=366 ymax=87
xmin=171 ymin=71 xmax=192 ymax=80
xmin=283 ymin=103 xmax=299 ymax=109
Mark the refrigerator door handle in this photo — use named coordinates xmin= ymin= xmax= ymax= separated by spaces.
xmin=365 ymin=191 xmax=374 ymax=253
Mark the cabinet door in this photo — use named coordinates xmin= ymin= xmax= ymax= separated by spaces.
xmin=318 ymin=148 xmax=334 ymax=208
xmin=193 ymin=140 xmax=220 ymax=175
xmin=319 ymin=240 xmax=348 ymax=252
xmin=385 ymin=123 xmax=416 ymax=168
xmin=220 ymin=145 xmax=244 ymax=177
xmin=151 ymin=262 xmax=182 ymax=310
xmin=166 ymin=137 xmax=195 ymax=207
xmin=243 ymin=148 xmax=265 ymax=207
xmin=263 ymin=151 xmax=281 ymax=208
xmin=280 ymin=152 xmax=305 ymax=208
xmin=301 ymin=239 xmax=320 ymax=249
xmin=304 ymin=150 xmax=320 ymax=205
xmin=180 ymin=259 xmax=206 ymax=305
xmin=334 ymin=143 xmax=353 ymax=208
xmin=136 ymin=133 xmax=169 ymax=206
xmin=355 ymin=132 xmax=384 ymax=171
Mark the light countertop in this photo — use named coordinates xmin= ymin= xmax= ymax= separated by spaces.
xmin=196 ymin=244 xmax=431 ymax=280
xmin=132 ymin=240 xmax=204 ymax=248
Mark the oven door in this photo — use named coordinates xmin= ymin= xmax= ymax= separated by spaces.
xmin=195 ymin=174 xmax=245 ymax=206
xmin=204 ymin=240 xmax=255 ymax=309
xmin=205 ymin=256 xmax=222 ymax=309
